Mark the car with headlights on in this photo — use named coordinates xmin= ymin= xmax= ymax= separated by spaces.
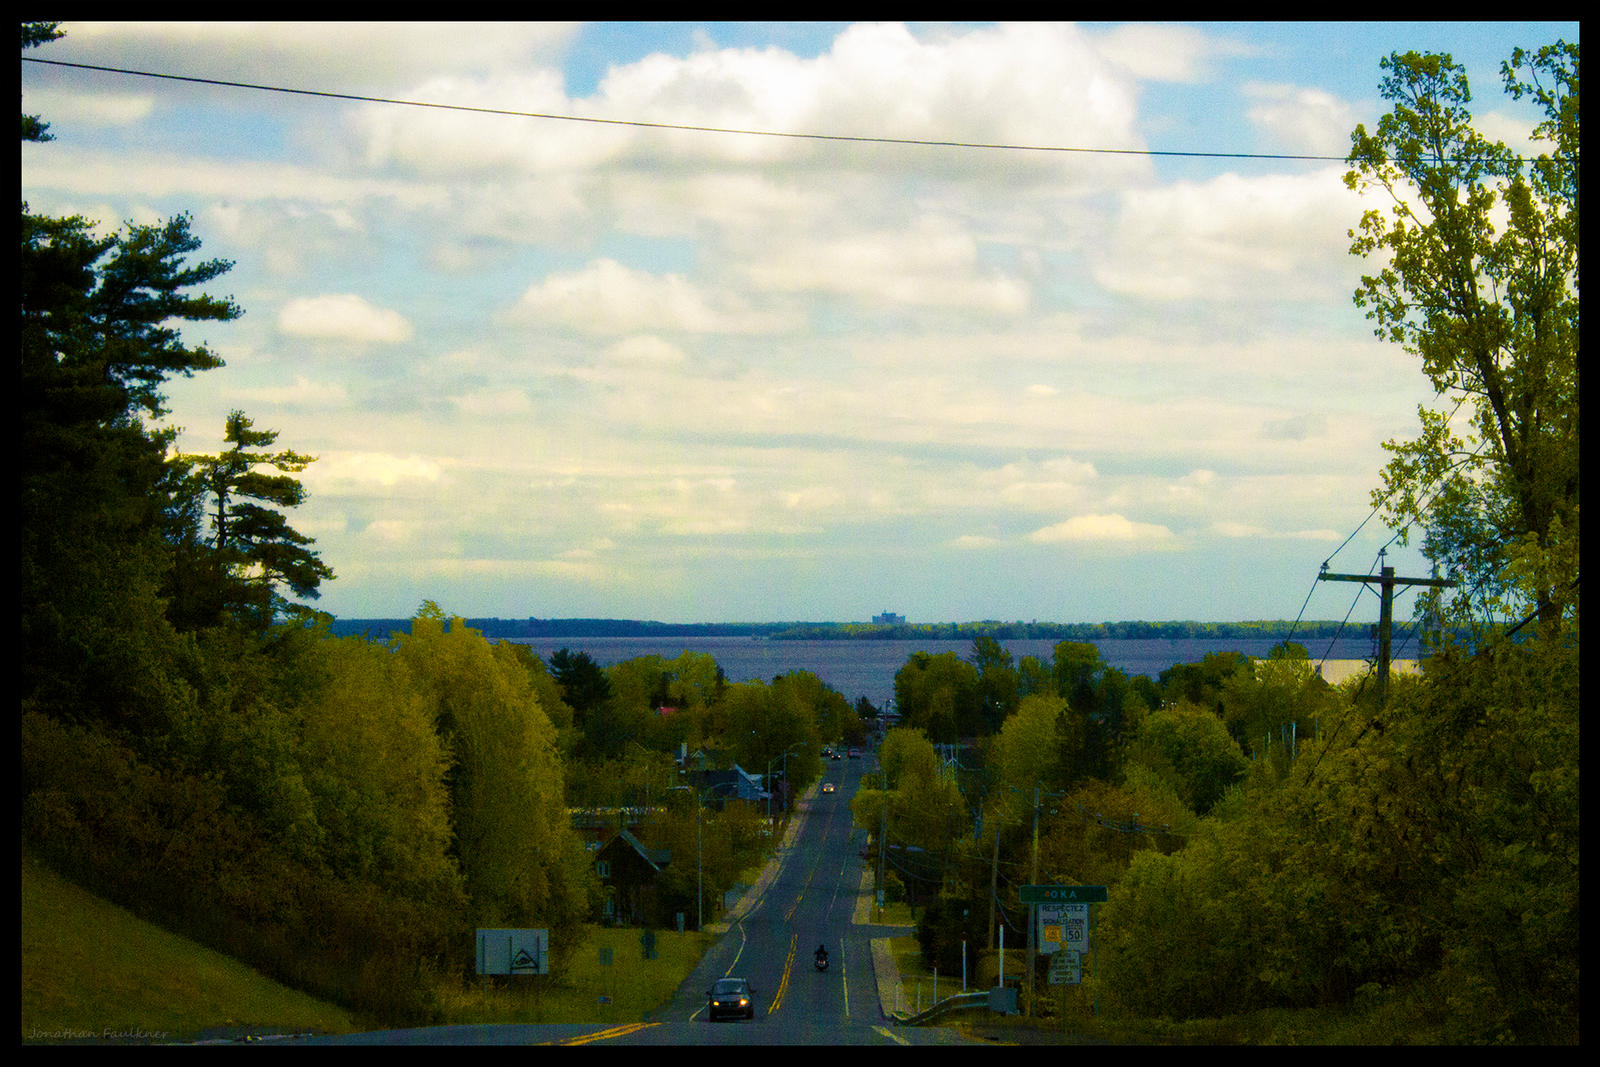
xmin=707 ymin=977 xmax=756 ymax=1021
xmin=822 ymin=782 xmax=835 ymax=794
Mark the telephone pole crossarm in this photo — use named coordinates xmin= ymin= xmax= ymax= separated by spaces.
xmin=1316 ymin=564 xmax=1457 ymax=703
xmin=1317 ymin=571 xmax=1457 ymax=589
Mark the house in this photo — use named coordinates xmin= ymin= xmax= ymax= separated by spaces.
xmin=594 ymin=828 xmax=672 ymax=926
xmin=685 ymin=764 xmax=767 ymax=808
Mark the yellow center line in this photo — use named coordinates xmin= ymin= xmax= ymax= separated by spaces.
xmin=549 ymin=1022 xmax=660 ymax=1045
xmin=766 ymin=933 xmax=797 ymax=1015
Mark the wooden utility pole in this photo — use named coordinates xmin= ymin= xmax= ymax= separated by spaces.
xmin=1318 ymin=557 xmax=1455 ymax=704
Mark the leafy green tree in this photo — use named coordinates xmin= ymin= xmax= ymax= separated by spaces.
xmin=1128 ymin=701 xmax=1248 ymax=816
xmin=297 ymin=635 xmax=463 ymax=904
xmin=396 ymin=607 xmax=595 ymax=936
xmin=893 ymin=651 xmax=981 ymax=740
xmin=1035 ymin=777 xmax=1189 ymax=894
xmin=1346 ymin=43 xmax=1578 ymax=631
xmin=988 ymin=693 xmax=1073 ymax=818
xmin=970 ymin=635 xmax=1020 ymax=731
xmin=1051 ymin=641 xmax=1103 ymax=709
xmin=1158 ymin=650 xmax=1251 ymax=713
xmin=866 ymin=727 xmax=964 ymax=854
xmin=1217 ymin=650 xmax=1337 ymax=763
xmin=717 ymin=680 xmax=820 ymax=796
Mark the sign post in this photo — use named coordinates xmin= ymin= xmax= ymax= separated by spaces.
xmin=1022 ymin=886 xmax=1104 ymax=1016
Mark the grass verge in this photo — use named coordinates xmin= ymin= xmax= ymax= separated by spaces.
xmin=21 ymin=851 xmax=358 ymax=1043
xmin=433 ymin=925 xmax=715 ymax=1026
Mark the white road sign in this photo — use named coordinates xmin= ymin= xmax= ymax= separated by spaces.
xmin=476 ymin=928 xmax=548 ymax=976
xmin=1038 ymin=902 xmax=1089 ymax=955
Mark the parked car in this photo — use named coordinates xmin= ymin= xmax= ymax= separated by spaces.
xmin=707 ymin=977 xmax=756 ymax=1021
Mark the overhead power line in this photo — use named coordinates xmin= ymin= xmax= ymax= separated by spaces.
xmin=19 ymin=55 xmax=1535 ymax=165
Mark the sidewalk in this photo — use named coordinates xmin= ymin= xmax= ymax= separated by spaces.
xmin=705 ymin=780 xmax=817 ymax=935
xmin=862 ymin=872 xmax=911 ymax=1020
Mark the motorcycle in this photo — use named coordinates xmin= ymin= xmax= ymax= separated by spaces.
xmin=814 ymin=952 xmax=829 ymax=972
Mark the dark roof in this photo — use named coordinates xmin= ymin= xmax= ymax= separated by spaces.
xmin=599 ymin=827 xmax=671 ymax=870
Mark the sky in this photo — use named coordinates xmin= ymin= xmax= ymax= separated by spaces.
xmin=21 ymin=21 xmax=1579 ymax=625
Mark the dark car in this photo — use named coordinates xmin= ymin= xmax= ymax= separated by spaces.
xmin=707 ymin=977 xmax=756 ymax=1021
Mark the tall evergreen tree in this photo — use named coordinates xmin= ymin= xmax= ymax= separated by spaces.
xmin=168 ymin=411 xmax=334 ymax=630
xmin=22 ymin=27 xmax=241 ymax=723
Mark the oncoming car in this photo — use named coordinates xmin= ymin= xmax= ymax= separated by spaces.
xmin=707 ymin=977 xmax=756 ymax=1021
xmin=822 ymin=782 xmax=835 ymax=794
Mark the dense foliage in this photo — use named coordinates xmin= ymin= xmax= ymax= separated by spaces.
xmin=21 ymin=25 xmax=1575 ymax=1042
xmin=20 ymin=34 xmax=861 ymax=1011
xmin=850 ymin=40 xmax=1578 ymax=1043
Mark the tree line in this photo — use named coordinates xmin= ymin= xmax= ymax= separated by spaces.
xmin=850 ymin=41 xmax=1577 ymax=1043
xmin=19 ymin=22 xmax=844 ymax=1025
xmin=21 ymin=24 xmax=1576 ymax=1041
xmin=22 ymin=26 xmax=866 ymax=1013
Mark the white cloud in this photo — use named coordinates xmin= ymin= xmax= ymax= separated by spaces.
xmin=1213 ymin=521 xmax=1341 ymax=541
xmin=740 ymin=215 xmax=1030 ymax=313
xmin=22 ymin=87 xmax=153 ymax=127
xmin=1094 ymin=166 xmax=1363 ymax=301
xmin=1027 ymin=514 xmax=1176 ymax=544
xmin=58 ymin=21 xmax=578 ymax=90
xmin=505 ymin=258 xmax=790 ymax=335
xmin=240 ymin=375 xmax=351 ymax=409
xmin=278 ymin=294 xmax=414 ymax=343
xmin=1092 ymin=23 xmax=1253 ymax=82
xmin=305 ymin=451 xmax=443 ymax=491
xmin=1245 ymin=82 xmax=1360 ymax=156
xmin=603 ymin=335 xmax=689 ymax=367
xmin=449 ymin=388 xmax=533 ymax=417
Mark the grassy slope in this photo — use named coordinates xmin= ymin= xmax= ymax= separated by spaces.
xmin=21 ymin=851 xmax=357 ymax=1043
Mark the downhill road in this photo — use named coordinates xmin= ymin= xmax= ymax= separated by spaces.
xmin=306 ymin=750 xmax=980 ymax=1046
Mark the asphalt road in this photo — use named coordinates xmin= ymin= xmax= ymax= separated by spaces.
xmin=304 ymin=751 xmax=978 ymax=1046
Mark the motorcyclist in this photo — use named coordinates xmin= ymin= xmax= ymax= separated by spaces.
xmin=814 ymin=944 xmax=828 ymax=967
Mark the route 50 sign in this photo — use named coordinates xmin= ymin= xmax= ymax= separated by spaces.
xmin=1038 ymin=902 xmax=1089 ymax=955
xmin=476 ymin=928 xmax=548 ymax=975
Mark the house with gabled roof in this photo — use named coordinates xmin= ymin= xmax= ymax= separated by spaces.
xmin=685 ymin=764 xmax=767 ymax=808
xmin=594 ymin=828 xmax=672 ymax=926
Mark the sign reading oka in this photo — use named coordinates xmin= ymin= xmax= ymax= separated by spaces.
xmin=1019 ymin=884 xmax=1108 ymax=904
xmin=476 ymin=928 xmax=549 ymax=976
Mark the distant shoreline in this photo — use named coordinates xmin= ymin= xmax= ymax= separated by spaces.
xmin=327 ymin=617 xmax=1379 ymax=642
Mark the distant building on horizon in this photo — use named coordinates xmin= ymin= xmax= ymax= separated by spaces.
xmin=872 ymin=611 xmax=905 ymax=625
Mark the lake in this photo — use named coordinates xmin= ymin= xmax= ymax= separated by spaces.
xmin=503 ymin=634 xmax=1383 ymax=709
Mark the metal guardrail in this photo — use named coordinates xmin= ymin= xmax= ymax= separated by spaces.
xmin=890 ymin=990 xmax=994 ymax=1026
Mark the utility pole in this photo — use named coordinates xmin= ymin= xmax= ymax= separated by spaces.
xmin=1318 ymin=555 xmax=1455 ymax=704
xmin=987 ymin=810 xmax=1000 ymax=951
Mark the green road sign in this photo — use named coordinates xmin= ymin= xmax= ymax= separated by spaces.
xmin=1020 ymin=884 xmax=1107 ymax=904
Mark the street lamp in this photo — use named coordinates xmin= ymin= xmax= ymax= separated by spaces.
xmin=697 ymin=780 xmax=737 ymax=931
xmin=765 ymin=741 xmax=807 ymax=821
